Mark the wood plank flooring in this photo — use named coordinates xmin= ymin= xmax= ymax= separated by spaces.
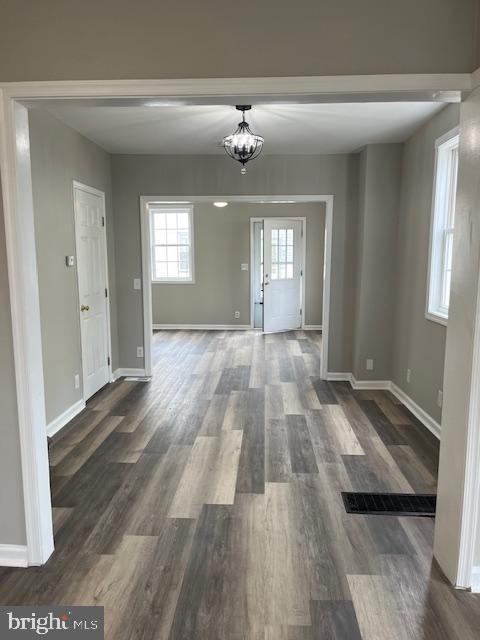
xmin=1 ymin=330 xmax=480 ymax=639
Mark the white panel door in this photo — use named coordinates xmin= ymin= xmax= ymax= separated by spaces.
xmin=263 ymin=218 xmax=303 ymax=332
xmin=74 ymin=185 xmax=110 ymax=400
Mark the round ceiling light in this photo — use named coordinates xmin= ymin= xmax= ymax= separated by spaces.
xmin=222 ymin=105 xmax=264 ymax=175
xmin=213 ymin=201 xmax=229 ymax=208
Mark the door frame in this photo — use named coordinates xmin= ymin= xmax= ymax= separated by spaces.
xmin=73 ymin=180 xmax=113 ymax=399
xmin=250 ymin=216 xmax=307 ymax=332
xmin=0 ymin=74 xmax=469 ymax=568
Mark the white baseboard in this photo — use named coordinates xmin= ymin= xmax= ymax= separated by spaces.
xmin=113 ymin=368 xmax=146 ymax=380
xmin=471 ymin=567 xmax=480 ymax=593
xmin=303 ymin=324 xmax=323 ymax=330
xmin=389 ymin=382 xmax=441 ymax=440
xmin=153 ymin=324 xmax=251 ymax=330
xmin=327 ymin=372 xmax=352 ymax=382
xmin=326 ymin=372 xmax=441 ymax=439
xmin=46 ymin=399 xmax=86 ymax=438
xmin=0 ymin=544 xmax=28 ymax=567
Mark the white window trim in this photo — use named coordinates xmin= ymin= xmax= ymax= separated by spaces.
xmin=426 ymin=126 xmax=459 ymax=326
xmin=150 ymin=204 xmax=195 ymax=284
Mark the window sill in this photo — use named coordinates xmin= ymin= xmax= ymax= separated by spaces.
xmin=425 ymin=310 xmax=448 ymax=327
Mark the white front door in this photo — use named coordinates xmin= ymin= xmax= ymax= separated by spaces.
xmin=263 ymin=218 xmax=303 ymax=332
xmin=74 ymin=184 xmax=110 ymax=400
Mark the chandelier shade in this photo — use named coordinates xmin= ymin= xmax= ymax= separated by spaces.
xmin=222 ymin=106 xmax=264 ymax=174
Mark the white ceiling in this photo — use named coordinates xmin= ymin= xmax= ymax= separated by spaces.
xmin=35 ymin=102 xmax=445 ymax=155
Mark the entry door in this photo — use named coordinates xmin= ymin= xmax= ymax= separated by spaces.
xmin=263 ymin=218 xmax=303 ymax=332
xmin=74 ymin=184 xmax=110 ymax=400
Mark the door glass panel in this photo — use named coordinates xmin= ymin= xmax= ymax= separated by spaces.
xmin=271 ymin=226 xmax=295 ymax=280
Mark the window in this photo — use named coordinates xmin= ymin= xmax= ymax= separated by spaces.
xmin=427 ymin=129 xmax=459 ymax=324
xmin=150 ymin=205 xmax=194 ymax=282
xmin=271 ymin=228 xmax=294 ymax=280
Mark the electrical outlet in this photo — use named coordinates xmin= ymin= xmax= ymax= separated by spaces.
xmin=406 ymin=368 xmax=411 ymax=383
xmin=366 ymin=358 xmax=374 ymax=371
xmin=437 ymin=390 xmax=443 ymax=408
xmin=234 ymin=310 xmax=240 ymax=319
xmin=74 ymin=374 xmax=80 ymax=389
xmin=137 ymin=346 xmax=144 ymax=358
xmin=241 ymin=263 xmax=249 ymax=271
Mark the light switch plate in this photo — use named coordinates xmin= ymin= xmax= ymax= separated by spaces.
xmin=241 ymin=263 xmax=249 ymax=271
xmin=66 ymin=255 xmax=75 ymax=267
xmin=134 ymin=278 xmax=141 ymax=290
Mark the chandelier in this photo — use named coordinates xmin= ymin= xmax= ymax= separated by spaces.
xmin=222 ymin=106 xmax=264 ymax=174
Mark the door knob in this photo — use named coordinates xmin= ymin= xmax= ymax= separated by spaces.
xmin=81 ymin=305 xmax=90 ymax=312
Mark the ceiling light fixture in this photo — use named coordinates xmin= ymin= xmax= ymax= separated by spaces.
xmin=222 ymin=106 xmax=264 ymax=175
xmin=213 ymin=201 xmax=229 ymax=208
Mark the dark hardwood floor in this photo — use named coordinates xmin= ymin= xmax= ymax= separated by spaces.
xmin=1 ymin=330 xmax=480 ymax=639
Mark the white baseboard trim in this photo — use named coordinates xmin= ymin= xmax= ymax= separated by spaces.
xmin=0 ymin=544 xmax=28 ymax=567
xmin=46 ymin=399 xmax=86 ymax=438
xmin=326 ymin=372 xmax=352 ymax=382
xmin=350 ymin=375 xmax=391 ymax=390
xmin=389 ymin=382 xmax=441 ymax=440
xmin=471 ymin=567 xmax=480 ymax=593
xmin=303 ymin=324 xmax=323 ymax=331
xmin=113 ymin=368 xmax=147 ymax=380
xmin=153 ymin=324 xmax=251 ymax=331
xmin=326 ymin=372 xmax=441 ymax=439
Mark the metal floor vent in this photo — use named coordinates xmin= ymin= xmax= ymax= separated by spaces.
xmin=342 ymin=492 xmax=436 ymax=517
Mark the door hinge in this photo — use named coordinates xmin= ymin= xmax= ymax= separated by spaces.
xmin=107 ymin=356 xmax=111 ymax=366
xmin=300 ymin=269 xmax=303 ymax=277
xmin=300 ymin=308 xmax=303 ymax=315
xmin=102 ymin=216 xmax=105 ymax=227
xmin=105 ymin=287 xmax=108 ymax=298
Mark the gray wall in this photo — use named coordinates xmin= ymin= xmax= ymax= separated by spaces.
xmin=112 ymin=153 xmax=359 ymax=372
xmin=152 ymin=202 xmax=325 ymax=327
xmin=29 ymin=108 xmax=119 ymax=425
xmin=353 ymin=144 xmax=403 ymax=381
xmin=392 ymin=104 xmax=460 ymax=423
xmin=0 ymin=0 xmax=478 ymax=81
xmin=0 ymin=177 xmax=27 ymax=545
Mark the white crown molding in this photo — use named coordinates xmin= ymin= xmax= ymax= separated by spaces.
xmin=0 ymin=544 xmax=28 ymax=567
xmin=46 ymin=399 xmax=85 ymax=438
xmin=113 ymin=368 xmax=147 ymax=380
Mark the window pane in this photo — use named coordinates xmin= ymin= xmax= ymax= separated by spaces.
xmin=287 ymin=245 xmax=293 ymax=262
xmin=154 ymin=212 xmax=166 ymax=229
xmin=287 ymin=229 xmax=293 ymax=244
xmin=178 ymin=230 xmax=189 ymax=245
xmin=286 ymin=263 xmax=293 ymax=279
xmin=279 ymin=263 xmax=286 ymax=279
xmin=279 ymin=229 xmax=286 ymax=244
xmin=166 ymin=246 xmax=177 ymax=262
xmin=156 ymin=262 xmax=168 ymax=278
xmin=271 ymin=264 xmax=278 ymax=280
xmin=167 ymin=262 xmax=179 ymax=277
xmin=279 ymin=245 xmax=287 ymax=262
xmin=167 ymin=230 xmax=177 ymax=244
xmin=272 ymin=245 xmax=278 ymax=262
xmin=166 ymin=213 xmax=177 ymax=229
xmin=151 ymin=207 xmax=193 ymax=281
xmin=155 ymin=246 xmax=167 ymax=262
xmin=177 ymin=213 xmax=189 ymax=229
xmin=271 ymin=229 xmax=278 ymax=246
xmin=155 ymin=229 xmax=167 ymax=245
